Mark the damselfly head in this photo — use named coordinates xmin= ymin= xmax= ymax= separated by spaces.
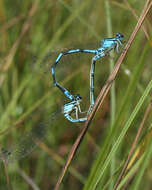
xmin=116 ymin=33 xmax=124 ymax=41
xmin=75 ymin=94 xmax=82 ymax=101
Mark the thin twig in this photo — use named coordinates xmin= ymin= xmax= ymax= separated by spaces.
xmin=36 ymin=139 xmax=85 ymax=183
xmin=54 ymin=2 xmax=152 ymax=189
xmin=17 ymin=168 xmax=40 ymax=190
xmin=123 ymin=0 xmax=150 ymax=40
xmin=1 ymin=160 xmax=12 ymax=190
xmin=0 ymin=14 xmax=24 ymax=32
xmin=97 ymin=0 xmax=151 ymax=114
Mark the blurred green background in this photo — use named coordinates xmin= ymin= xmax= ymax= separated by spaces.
xmin=0 ymin=0 xmax=152 ymax=189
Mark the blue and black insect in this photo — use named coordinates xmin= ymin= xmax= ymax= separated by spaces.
xmin=0 ymin=33 xmax=124 ymax=164
xmin=51 ymin=33 xmax=124 ymax=122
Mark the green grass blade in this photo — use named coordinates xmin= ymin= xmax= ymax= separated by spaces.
xmin=83 ymin=78 xmax=152 ymax=190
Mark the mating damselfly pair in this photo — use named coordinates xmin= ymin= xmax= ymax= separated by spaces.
xmin=0 ymin=33 xmax=124 ymax=163
xmin=51 ymin=32 xmax=124 ymax=122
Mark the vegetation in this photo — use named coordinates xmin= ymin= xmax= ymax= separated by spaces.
xmin=0 ymin=0 xmax=152 ymax=189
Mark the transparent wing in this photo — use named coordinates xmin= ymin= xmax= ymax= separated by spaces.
xmin=30 ymin=42 xmax=101 ymax=74
xmin=0 ymin=108 xmax=62 ymax=164
xmin=0 ymin=100 xmax=86 ymax=164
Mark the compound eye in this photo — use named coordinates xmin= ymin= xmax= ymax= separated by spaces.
xmin=116 ymin=33 xmax=124 ymax=39
xmin=75 ymin=94 xmax=82 ymax=100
